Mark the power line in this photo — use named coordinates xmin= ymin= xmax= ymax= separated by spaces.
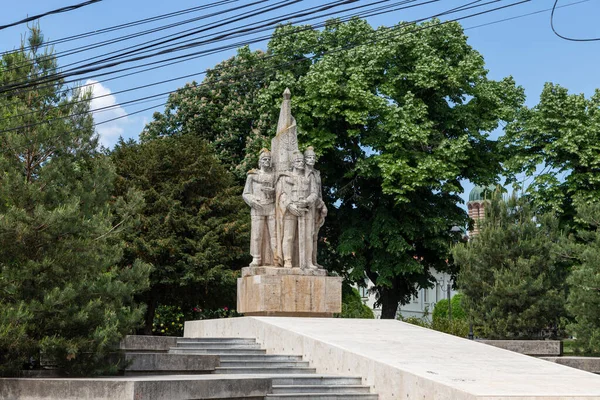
xmin=0 ymin=0 xmax=274 ymax=76
xmin=464 ymin=0 xmax=590 ymax=30
xmin=0 ymin=0 xmax=102 ymax=31
xmin=0 ymin=0 xmax=484 ymax=116
xmin=550 ymin=0 xmax=600 ymax=41
xmin=0 ymin=0 xmax=352 ymax=92
xmin=90 ymin=0 xmax=532 ymax=134
xmin=0 ymin=0 xmax=529 ymax=135
xmin=0 ymin=0 xmax=240 ymax=56
xmin=1 ymin=0 xmax=429 ymax=97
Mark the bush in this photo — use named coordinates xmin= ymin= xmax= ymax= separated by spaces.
xmin=337 ymin=285 xmax=375 ymax=319
xmin=432 ymin=294 xmax=466 ymax=322
xmin=153 ymin=305 xmax=240 ymax=336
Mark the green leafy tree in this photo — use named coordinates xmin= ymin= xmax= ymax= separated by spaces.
xmin=453 ymin=196 xmax=568 ymax=339
xmin=503 ymin=83 xmax=600 ymax=221
xmin=111 ymin=135 xmax=249 ymax=334
xmin=563 ymin=201 xmax=600 ymax=354
xmin=0 ymin=28 xmax=150 ymax=376
xmin=142 ymin=18 xmax=523 ymax=318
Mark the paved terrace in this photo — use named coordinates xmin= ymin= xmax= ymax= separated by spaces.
xmin=185 ymin=317 xmax=600 ymax=400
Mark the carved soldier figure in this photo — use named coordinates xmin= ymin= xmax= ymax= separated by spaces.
xmin=278 ymin=151 xmax=318 ymax=269
xmin=304 ymin=147 xmax=328 ymax=268
xmin=243 ymin=149 xmax=277 ymax=267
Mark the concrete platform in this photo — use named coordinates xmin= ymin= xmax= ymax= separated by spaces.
xmin=185 ymin=317 xmax=600 ymax=400
xmin=541 ymin=356 xmax=600 ymax=374
xmin=0 ymin=374 xmax=271 ymax=400
xmin=477 ymin=339 xmax=562 ymax=356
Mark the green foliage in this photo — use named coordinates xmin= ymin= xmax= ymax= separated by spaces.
xmin=110 ymin=134 xmax=249 ymax=333
xmin=398 ymin=314 xmax=469 ymax=338
xmin=337 ymin=285 xmax=374 ymax=319
xmin=453 ymin=195 xmax=569 ymax=339
xmin=0 ymin=28 xmax=150 ymax=376
xmin=503 ymin=83 xmax=600 ymax=221
xmin=432 ymin=294 xmax=466 ymax=321
xmin=563 ymin=201 xmax=600 ymax=354
xmin=152 ymin=305 xmax=240 ymax=337
xmin=143 ymin=18 xmax=523 ymax=318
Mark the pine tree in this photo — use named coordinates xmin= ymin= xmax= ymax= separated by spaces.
xmin=453 ymin=195 xmax=568 ymax=339
xmin=564 ymin=201 xmax=600 ymax=354
xmin=0 ymin=28 xmax=151 ymax=376
xmin=111 ymin=134 xmax=249 ymax=334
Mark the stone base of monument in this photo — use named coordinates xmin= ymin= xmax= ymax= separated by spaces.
xmin=237 ymin=266 xmax=342 ymax=317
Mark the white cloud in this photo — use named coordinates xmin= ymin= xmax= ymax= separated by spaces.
xmin=85 ymin=79 xmax=129 ymax=148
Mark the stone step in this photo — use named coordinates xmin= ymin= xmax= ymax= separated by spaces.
xmin=177 ymin=338 xmax=258 ymax=344
xmin=271 ymin=377 xmax=363 ymax=386
xmin=175 ymin=342 xmax=262 ymax=349
xmin=220 ymin=360 xmax=310 ymax=368
xmin=214 ymin=367 xmax=317 ymax=374
xmin=265 ymin=395 xmax=378 ymax=400
xmin=272 ymin=385 xmax=372 ymax=394
xmin=218 ymin=354 xmax=304 ymax=362
xmin=169 ymin=347 xmax=267 ymax=354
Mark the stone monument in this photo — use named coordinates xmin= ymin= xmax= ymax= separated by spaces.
xmin=237 ymin=89 xmax=342 ymax=317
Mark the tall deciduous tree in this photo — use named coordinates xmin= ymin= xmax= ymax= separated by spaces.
xmin=0 ymin=28 xmax=150 ymax=375
xmin=143 ymin=18 xmax=523 ymax=318
xmin=111 ymin=135 xmax=249 ymax=334
xmin=503 ymin=83 xmax=600 ymax=221
xmin=453 ymin=196 xmax=568 ymax=339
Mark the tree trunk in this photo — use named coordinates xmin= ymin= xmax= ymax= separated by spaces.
xmin=143 ymin=295 xmax=158 ymax=335
xmin=379 ymin=287 xmax=401 ymax=319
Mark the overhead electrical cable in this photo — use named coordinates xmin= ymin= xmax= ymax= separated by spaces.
xmin=0 ymin=0 xmax=485 ymax=108
xmin=0 ymin=0 xmax=529 ymax=134
xmin=0 ymin=0 xmax=367 ymax=92
xmin=0 ymin=0 xmax=426 ymax=103
xmin=2 ymin=0 xmax=485 ymax=95
xmin=0 ymin=0 xmax=240 ymax=56
xmin=464 ymin=0 xmax=590 ymax=31
xmin=550 ymin=0 xmax=600 ymax=41
xmin=82 ymin=0 xmax=535 ymax=134
xmin=0 ymin=0 xmax=102 ymax=31
xmin=0 ymin=0 xmax=275 ymax=76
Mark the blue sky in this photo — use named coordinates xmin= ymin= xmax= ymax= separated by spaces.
xmin=1 ymin=0 xmax=599 ymax=205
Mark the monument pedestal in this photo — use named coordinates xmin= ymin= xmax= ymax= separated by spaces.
xmin=237 ymin=267 xmax=342 ymax=317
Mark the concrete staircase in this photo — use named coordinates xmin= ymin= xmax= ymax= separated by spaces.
xmin=168 ymin=337 xmax=379 ymax=399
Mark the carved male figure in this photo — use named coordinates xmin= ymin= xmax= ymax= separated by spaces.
xmin=278 ymin=151 xmax=318 ymax=269
xmin=243 ymin=149 xmax=277 ymax=266
xmin=304 ymin=147 xmax=328 ymax=268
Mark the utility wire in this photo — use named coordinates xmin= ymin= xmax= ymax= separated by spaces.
xmin=0 ymin=0 xmax=102 ymax=31
xmin=0 ymin=0 xmax=240 ymax=56
xmin=550 ymin=0 xmax=600 ymax=41
xmin=0 ymin=0 xmax=395 ymax=93
xmin=0 ymin=0 xmax=480 ymax=113
xmin=0 ymin=0 xmax=529 ymax=135
xmin=88 ymin=0 xmax=534 ymax=133
xmin=0 ymin=0 xmax=275 ymax=76
xmin=2 ymin=0 xmax=479 ymax=96
xmin=465 ymin=0 xmax=590 ymax=30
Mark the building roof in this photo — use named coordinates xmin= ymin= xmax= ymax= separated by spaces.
xmin=468 ymin=184 xmax=497 ymax=202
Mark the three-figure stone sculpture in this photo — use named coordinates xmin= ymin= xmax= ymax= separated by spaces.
xmin=244 ymin=89 xmax=326 ymax=270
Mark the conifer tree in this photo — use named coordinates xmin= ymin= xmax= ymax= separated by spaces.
xmin=0 ymin=28 xmax=151 ymax=376
xmin=453 ymin=196 xmax=568 ymax=339
xmin=111 ymin=135 xmax=249 ymax=334
xmin=564 ymin=201 xmax=600 ymax=354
